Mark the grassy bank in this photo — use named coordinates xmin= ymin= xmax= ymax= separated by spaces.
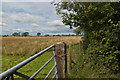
xmin=68 ymin=44 xmax=120 ymax=78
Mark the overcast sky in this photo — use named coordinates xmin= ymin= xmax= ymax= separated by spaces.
xmin=1 ymin=2 xmax=74 ymax=35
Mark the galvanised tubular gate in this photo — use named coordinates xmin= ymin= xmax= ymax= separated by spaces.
xmin=0 ymin=44 xmax=58 ymax=80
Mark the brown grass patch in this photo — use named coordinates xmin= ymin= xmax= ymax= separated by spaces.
xmin=2 ymin=36 xmax=83 ymax=56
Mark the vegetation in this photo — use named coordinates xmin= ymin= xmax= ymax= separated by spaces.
xmin=2 ymin=1 xmax=120 ymax=78
xmin=2 ymin=36 xmax=82 ymax=78
xmin=22 ymin=32 xmax=29 ymax=37
xmin=68 ymin=43 xmax=120 ymax=78
xmin=2 ymin=32 xmax=83 ymax=37
xmin=2 ymin=36 xmax=82 ymax=56
xmin=44 ymin=34 xmax=49 ymax=37
xmin=2 ymin=35 xmax=9 ymax=37
xmin=12 ymin=32 xmax=20 ymax=36
xmin=37 ymin=32 xmax=41 ymax=36
xmin=54 ymin=2 xmax=120 ymax=74
xmin=2 ymin=51 xmax=55 ymax=79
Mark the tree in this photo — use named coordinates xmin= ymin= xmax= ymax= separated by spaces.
xmin=56 ymin=34 xmax=60 ymax=36
xmin=2 ymin=35 xmax=9 ymax=37
xmin=53 ymin=2 xmax=120 ymax=72
xmin=18 ymin=32 xmax=20 ymax=36
xmin=12 ymin=32 xmax=20 ymax=36
xmin=73 ymin=27 xmax=81 ymax=35
xmin=45 ymin=34 xmax=49 ymax=37
xmin=22 ymin=32 xmax=29 ymax=37
xmin=37 ymin=32 xmax=41 ymax=36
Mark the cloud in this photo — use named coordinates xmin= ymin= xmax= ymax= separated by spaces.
xmin=47 ymin=20 xmax=64 ymax=26
xmin=31 ymin=23 xmax=39 ymax=27
xmin=3 ymin=0 xmax=53 ymax=2
xmin=2 ymin=2 xmax=56 ymax=18
xmin=2 ymin=12 xmax=45 ymax=24
xmin=1 ymin=2 xmax=74 ymax=35
xmin=0 ymin=22 xmax=8 ymax=26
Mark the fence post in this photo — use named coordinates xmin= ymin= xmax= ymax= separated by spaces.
xmin=55 ymin=42 xmax=67 ymax=79
xmin=80 ymin=41 xmax=83 ymax=57
xmin=68 ymin=44 xmax=72 ymax=73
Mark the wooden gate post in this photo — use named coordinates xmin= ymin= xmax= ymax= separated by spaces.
xmin=68 ymin=44 xmax=72 ymax=73
xmin=55 ymin=42 xmax=67 ymax=79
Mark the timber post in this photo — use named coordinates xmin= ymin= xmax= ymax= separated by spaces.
xmin=55 ymin=42 xmax=67 ymax=79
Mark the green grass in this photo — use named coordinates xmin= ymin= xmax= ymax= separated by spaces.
xmin=1 ymin=36 xmax=82 ymax=79
xmin=2 ymin=50 xmax=55 ymax=79
xmin=2 ymin=43 xmax=120 ymax=79
xmin=68 ymin=44 xmax=120 ymax=78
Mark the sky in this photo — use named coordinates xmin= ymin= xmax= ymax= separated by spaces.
xmin=0 ymin=1 xmax=75 ymax=36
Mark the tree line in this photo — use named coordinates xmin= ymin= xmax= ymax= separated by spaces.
xmin=1 ymin=32 xmax=82 ymax=37
xmin=12 ymin=32 xmax=41 ymax=37
xmin=53 ymin=2 xmax=120 ymax=73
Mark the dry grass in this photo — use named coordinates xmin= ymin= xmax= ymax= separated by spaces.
xmin=2 ymin=36 xmax=82 ymax=56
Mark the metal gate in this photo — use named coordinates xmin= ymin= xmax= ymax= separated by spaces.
xmin=0 ymin=44 xmax=58 ymax=80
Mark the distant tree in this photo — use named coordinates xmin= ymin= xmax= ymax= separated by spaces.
xmin=18 ymin=32 xmax=20 ymax=36
xmin=12 ymin=32 xmax=20 ymax=36
xmin=22 ymin=32 xmax=29 ymax=37
xmin=64 ymin=34 xmax=67 ymax=36
xmin=71 ymin=34 xmax=75 ymax=36
xmin=2 ymin=35 xmax=9 ymax=37
xmin=53 ymin=35 xmax=56 ymax=36
xmin=68 ymin=34 xmax=71 ymax=36
xmin=37 ymin=32 xmax=41 ymax=36
xmin=45 ymin=34 xmax=49 ymax=37
xmin=56 ymin=34 xmax=60 ymax=36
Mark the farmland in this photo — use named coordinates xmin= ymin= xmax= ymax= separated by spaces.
xmin=2 ymin=36 xmax=82 ymax=56
xmin=1 ymin=36 xmax=82 ymax=78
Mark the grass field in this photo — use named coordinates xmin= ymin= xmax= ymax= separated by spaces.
xmin=2 ymin=36 xmax=82 ymax=79
xmin=2 ymin=36 xmax=82 ymax=56
xmin=2 ymin=36 xmax=120 ymax=78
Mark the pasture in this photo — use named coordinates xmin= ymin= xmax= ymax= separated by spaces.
xmin=2 ymin=36 xmax=82 ymax=79
xmin=2 ymin=36 xmax=82 ymax=56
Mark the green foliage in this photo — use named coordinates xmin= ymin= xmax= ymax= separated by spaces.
xmin=2 ymin=35 xmax=9 ymax=37
xmin=87 ymin=22 xmax=120 ymax=72
xmin=45 ymin=34 xmax=49 ymax=37
xmin=69 ymin=44 xmax=120 ymax=78
xmin=54 ymin=2 xmax=120 ymax=73
xmin=37 ymin=32 xmax=41 ymax=36
xmin=12 ymin=32 xmax=20 ymax=36
xmin=73 ymin=27 xmax=81 ymax=35
xmin=22 ymin=32 xmax=29 ymax=37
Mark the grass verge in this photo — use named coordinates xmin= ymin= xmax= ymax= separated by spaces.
xmin=67 ymin=44 xmax=120 ymax=78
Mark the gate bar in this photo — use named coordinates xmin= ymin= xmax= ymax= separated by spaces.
xmin=53 ymin=49 xmax=58 ymax=79
xmin=44 ymin=65 xmax=56 ymax=80
xmin=28 ymin=55 xmax=55 ymax=80
xmin=51 ymin=71 xmax=57 ymax=80
xmin=0 ymin=44 xmax=55 ymax=79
